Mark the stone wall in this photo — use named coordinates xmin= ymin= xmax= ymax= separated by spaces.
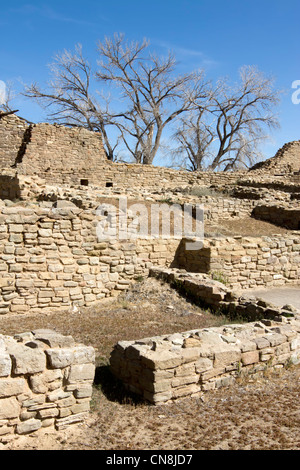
xmin=0 ymin=198 xmax=299 ymax=315
xmin=173 ymin=235 xmax=300 ymax=289
xmin=0 ymin=329 xmax=95 ymax=441
xmin=250 ymin=141 xmax=300 ymax=175
xmin=2 ymin=113 xmax=300 ymax=197
xmin=16 ymin=123 xmax=107 ymax=185
xmin=0 ymin=114 xmax=29 ymax=169
xmin=110 ymin=314 xmax=300 ymax=404
xmin=0 ymin=201 xmax=181 ymax=315
xmin=252 ymin=204 xmax=300 ymax=230
xmin=150 ymin=266 xmax=298 ymax=320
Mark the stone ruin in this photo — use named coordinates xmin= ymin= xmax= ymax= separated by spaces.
xmin=0 ymin=112 xmax=299 ymax=439
xmin=0 ymin=329 xmax=95 ymax=440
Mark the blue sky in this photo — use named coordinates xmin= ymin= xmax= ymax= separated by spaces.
xmin=1 ymin=0 xmax=299 ymax=164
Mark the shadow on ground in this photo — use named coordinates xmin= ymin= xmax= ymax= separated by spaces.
xmin=93 ymin=365 xmax=146 ymax=406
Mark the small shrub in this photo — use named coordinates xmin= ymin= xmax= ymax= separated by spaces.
xmin=210 ymin=270 xmax=228 ymax=285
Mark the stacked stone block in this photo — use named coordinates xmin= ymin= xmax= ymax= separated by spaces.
xmin=110 ymin=316 xmax=300 ymax=405
xmin=0 ymin=114 xmax=28 ymax=169
xmin=0 ymin=329 xmax=95 ymax=441
xmin=173 ymin=235 xmax=300 ymax=289
xmin=0 ymin=202 xmax=181 ymax=315
xmin=150 ymin=266 xmax=300 ymax=320
xmin=252 ymin=204 xmax=300 ymax=230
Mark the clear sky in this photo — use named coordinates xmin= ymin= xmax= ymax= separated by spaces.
xmin=1 ymin=0 xmax=299 ymax=163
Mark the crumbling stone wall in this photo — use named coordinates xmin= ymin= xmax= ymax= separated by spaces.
xmin=0 ymin=329 xmax=95 ymax=441
xmin=0 ymin=172 xmax=46 ymax=201
xmin=150 ymin=266 xmax=298 ymax=320
xmin=250 ymin=141 xmax=300 ymax=175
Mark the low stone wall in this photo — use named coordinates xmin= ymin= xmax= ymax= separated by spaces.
xmin=0 ymin=329 xmax=95 ymax=441
xmin=173 ymin=235 xmax=300 ymax=289
xmin=149 ymin=267 xmax=298 ymax=320
xmin=252 ymin=204 xmax=300 ymax=230
xmin=110 ymin=315 xmax=300 ymax=405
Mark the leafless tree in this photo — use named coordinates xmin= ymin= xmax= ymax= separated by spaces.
xmin=174 ymin=66 xmax=280 ymax=171
xmin=23 ymin=44 xmax=117 ymax=160
xmin=0 ymin=80 xmax=19 ymax=116
xmin=96 ymin=33 xmax=209 ymax=164
xmin=172 ymin=108 xmax=215 ymax=171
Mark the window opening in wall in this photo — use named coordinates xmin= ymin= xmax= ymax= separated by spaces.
xmin=106 ymin=182 xmax=113 ymax=188
xmin=80 ymin=179 xmax=89 ymax=186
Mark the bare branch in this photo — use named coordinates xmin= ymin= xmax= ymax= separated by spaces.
xmin=96 ymin=34 xmax=209 ymax=164
xmin=174 ymin=65 xmax=280 ymax=171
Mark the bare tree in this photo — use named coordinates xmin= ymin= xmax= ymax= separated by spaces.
xmin=0 ymin=80 xmax=19 ymax=116
xmin=96 ymin=33 xmax=209 ymax=164
xmin=174 ymin=66 xmax=280 ymax=171
xmin=23 ymin=44 xmax=117 ymax=160
xmin=172 ymin=108 xmax=215 ymax=171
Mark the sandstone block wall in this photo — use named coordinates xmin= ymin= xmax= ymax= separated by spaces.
xmin=173 ymin=235 xmax=300 ymax=289
xmin=0 ymin=202 xmax=182 ymax=315
xmin=252 ymin=204 xmax=300 ymax=230
xmin=1 ymin=114 xmax=300 ymax=197
xmin=0 ymin=199 xmax=299 ymax=315
xmin=0 ymin=114 xmax=28 ymax=169
xmin=0 ymin=115 xmax=107 ymax=187
xmin=17 ymin=123 xmax=107 ymax=185
xmin=110 ymin=316 xmax=300 ymax=404
xmin=250 ymin=141 xmax=300 ymax=175
xmin=0 ymin=329 xmax=95 ymax=441
xmin=150 ymin=266 xmax=298 ymax=320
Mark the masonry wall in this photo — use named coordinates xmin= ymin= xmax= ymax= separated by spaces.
xmin=250 ymin=141 xmax=300 ymax=175
xmin=0 ymin=329 xmax=95 ymax=440
xmin=110 ymin=316 xmax=300 ymax=404
xmin=2 ymin=114 xmax=300 ymax=195
xmin=173 ymin=235 xmax=300 ymax=289
xmin=0 ymin=114 xmax=29 ymax=169
xmin=0 ymin=202 xmax=181 ymax=315
xmin=1 ymin=200 xmax=299 ymax=315
xmin=17 ymin=123 xmax=107 ymax=185
xmin=252 ymin=204 xmax=300 ymax=230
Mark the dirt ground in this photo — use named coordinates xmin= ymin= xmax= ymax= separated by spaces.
xmin=1 ymin=277 xmax=300 ymax=451
xmin=205 ymin=217 xmax=291 ymax=237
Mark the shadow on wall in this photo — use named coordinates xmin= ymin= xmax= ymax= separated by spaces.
xmin=170 ymin=238 xmax=211 ymax=273
xmin=251 ymin=205 xmax=300 ymax=230
xmin=0 ymin=174 xmax=21 ymax=200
